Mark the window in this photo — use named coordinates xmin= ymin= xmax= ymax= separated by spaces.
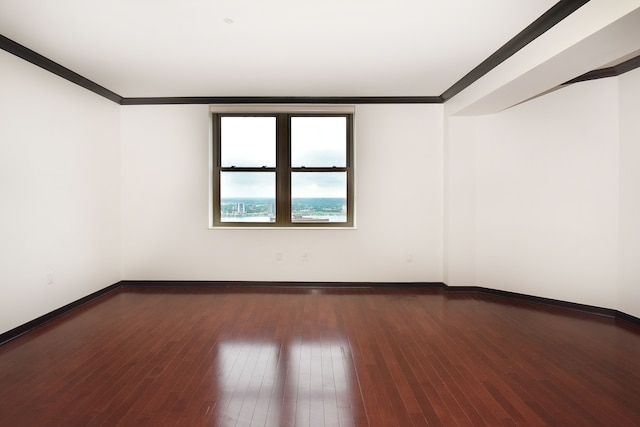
xmin=211 ymin=108 xmax=354 ymax=227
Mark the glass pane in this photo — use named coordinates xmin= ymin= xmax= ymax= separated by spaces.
xmin=221 ymin=116 xmax=276 ymax=167
xmin=291 ymin=172 xmax=347 ymax=223
xmin=291 ymin=116 xmax=346 ymax=167
xmin=220 ymin=172 xmax=275 ymax=222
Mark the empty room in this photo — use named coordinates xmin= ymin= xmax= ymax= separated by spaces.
xmin=1 ymin=0 xmax=640 ymax=425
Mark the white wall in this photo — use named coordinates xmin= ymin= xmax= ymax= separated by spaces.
xmin=476 ymin=80 xmax=620 ymax=308
xmin=121 ymin=104 xmax=443 ymax=282
xmin=0 ymin=50 xmax=121 ymax=335
xmin=443 ymin=116 xmax=477 ymax=286
xmin=618 ymin=67 xmax=640 ymax=319
xmin=446 ymin=78 xmax=622 ymax=310
xmin=3 ymin=44 xmax=638 ymax=336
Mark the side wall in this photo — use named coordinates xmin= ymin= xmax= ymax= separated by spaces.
xmin=446 ymin=77 xmax=623 ymax=311
xmin=0 ymin=50 xmax=122 ymax=334
xmin=618 ymin=67 xmax=640 ymax=319
xmin=120 ymin=104 xmax=444 ymax=282
xmin=475 ymin=80 xmax=620 ymax=308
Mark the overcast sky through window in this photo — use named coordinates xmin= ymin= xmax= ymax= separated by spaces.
xmin=220 ymin=116 xmax=347 ymax=199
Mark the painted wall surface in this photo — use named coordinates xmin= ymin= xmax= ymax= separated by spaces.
xmin=447 ymin=78 xmax=621 ymax=309
xmin=2 ymin=46 xmax=638 ymax=334
xmin=121 ymin=104 xmax=444 ymax=282
xmin=0 ymin=50 xmax=121 ymax=334
xmin=475 ymin=80 xmax=619 ymax=308
xmin=618 ymin=67 xmax=640 ymax=319
xmin=443 ymin=116 xmax=477 ymax=287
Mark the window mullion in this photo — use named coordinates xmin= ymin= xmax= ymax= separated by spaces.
xmin=219 ymin=167 xmax=276 ymax=172
xmin=290 ymin=167 xmax=348 ymax=172
xmin=276 ymin=114 xmax=290 ymax=225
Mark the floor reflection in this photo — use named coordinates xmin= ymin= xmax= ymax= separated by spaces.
xmin=216 ymin=341 xmax=280 ymax=427
xmin=289 ymin=341 xmax=354 ymax=427
xmin=214 ymin=340 xmax=353 ymax=427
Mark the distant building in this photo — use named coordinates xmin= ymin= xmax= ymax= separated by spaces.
xmin=237 ymin=202 xmax=245 ymax=214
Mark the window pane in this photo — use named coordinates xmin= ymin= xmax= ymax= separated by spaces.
xmin=291 ymin=172 xmax=347 ymax=223
xmin=291 ymin=117 xmax=346 ymax=167
xmin=220 ymin=172 xmax=275 ymax=222
xmin=221 ymin=117 xmax=276 ymax=167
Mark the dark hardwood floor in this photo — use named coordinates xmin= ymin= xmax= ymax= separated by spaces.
xmin=0 ymin=286 xmax=639 ymax=426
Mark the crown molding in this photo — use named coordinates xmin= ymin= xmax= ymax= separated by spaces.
xmin=563 ymin=53 xmax=640 ymax=85
xmin=121 ymin=96 xmax=443 ymax=105
xmin=0 ymin=34 xmax=123 ymax=104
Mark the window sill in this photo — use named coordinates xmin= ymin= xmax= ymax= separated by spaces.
xmin=208 ymin=226 xmax=357 ymax=230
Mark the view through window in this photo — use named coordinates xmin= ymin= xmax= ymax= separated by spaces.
xmin=212 ymin=110 xmax=354 ymax=227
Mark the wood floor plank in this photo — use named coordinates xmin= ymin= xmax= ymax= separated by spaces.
xmin=1 ymin=286 xmax=639 ymax=426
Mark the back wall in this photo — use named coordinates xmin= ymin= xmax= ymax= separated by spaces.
xmin=120 ymin=104 xmax=444 ymax=283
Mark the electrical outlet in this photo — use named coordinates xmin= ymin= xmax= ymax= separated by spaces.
xmin=406 ymin=254 xmax=413 ymax=263
xmin=302 ymin=251 xmax=309 ymax=262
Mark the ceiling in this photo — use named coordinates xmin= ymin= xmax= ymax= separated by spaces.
xmin=0 ymin=0 xmax=560 ymax=98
